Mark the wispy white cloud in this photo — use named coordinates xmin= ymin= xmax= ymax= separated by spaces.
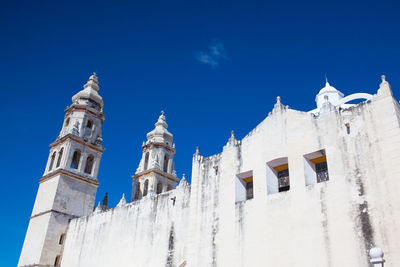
xmin=196 ymin=41 xmax=228 ymax=68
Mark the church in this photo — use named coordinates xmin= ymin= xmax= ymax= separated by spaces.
xmin=18 ymin=73 xmax=400 ymax=266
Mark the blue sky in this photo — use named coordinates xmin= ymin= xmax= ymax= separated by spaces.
xmin=1 ymin=0 xmax=400 ymax=265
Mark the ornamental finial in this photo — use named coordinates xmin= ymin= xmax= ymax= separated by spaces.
xmin=117 ymin=193 xmax=127 ymax=207
xmin=83 ymin=72 xmax=100 ymax=91
xmin=381 ymin=75 xmax=386 ymax=82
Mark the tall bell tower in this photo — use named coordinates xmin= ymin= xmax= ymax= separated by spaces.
xmin=131 ymin=111 xmax=179 ymax=201
xmin=18 ymin=73 xmax=105 ymax=267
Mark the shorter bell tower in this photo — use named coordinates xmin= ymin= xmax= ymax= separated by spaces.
xmin=131 ymin=111 xmax=179 ymax=201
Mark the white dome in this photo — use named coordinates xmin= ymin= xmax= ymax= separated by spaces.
xmin=318 ymin=81 xmax=340 ymax=94
xmin=315 ymin=79 xmax=344 ymax=109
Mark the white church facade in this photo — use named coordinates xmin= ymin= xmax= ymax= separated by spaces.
xmin=18 ymin=74 xmax=400 ymax=266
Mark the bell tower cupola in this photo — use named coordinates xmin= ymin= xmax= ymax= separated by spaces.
xmin=131 ymin=111 xmax=179 ymax=201
xmin=46 ymin=72 xmax=105 ymax=180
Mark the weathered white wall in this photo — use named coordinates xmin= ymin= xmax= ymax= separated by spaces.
xmin=212 ymin=89 xmax=400 ymax=267
xmin=60 ymin=87 xmax=400 ymax=267
xmin=61 ymin=183 xmax=191 ymax=267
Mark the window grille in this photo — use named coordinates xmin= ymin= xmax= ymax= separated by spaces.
xmin=246 ymin=181 xmax=253 ymax=199
xmin=316 ymin=161 xmax=329 ymax=183
xmin=278 ymin=169 xmax=290 ymax=192
xmin=246 ymin=181 xmax=253 ymax=200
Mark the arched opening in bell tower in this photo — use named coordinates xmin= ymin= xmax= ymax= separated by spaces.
xmin=156 ymin=181 xmax=163 ymax=194
xmin=56 ymin=148 xmax=64 ymax=168
xmin=86 ymin=120 xmax=93 ymax=129
xmin=144 ymin=152 xmax=149 ymax=170
xmin=84 ymin=155 xmax=94 ymax=174
xmin=134 ymin=181 xmax=141 ymax=200
xmin=71 ymin=150 xmax=81 ymax=169
xmin=163 ymin=154 xmax=169 ymax=172
xmin=48 ymin=152 xmax=56 ymax=171
xmin=143 ymin=180 xmax=149 ymax=196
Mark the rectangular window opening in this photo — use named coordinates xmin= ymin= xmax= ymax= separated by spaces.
xmin=59 ymin=234 xmax=65 ymax=245
xmin=235 ymin=170 xmax=253 ymax=203
xmin=54 ymin=255 xmax=61 ymax=266
xmin=266 ymin=157 xmax=290 ymax=195
xmin=304 ymin=149 xmax=329 ymax=186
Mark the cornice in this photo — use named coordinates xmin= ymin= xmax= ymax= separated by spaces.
xmin=142 ymin=142 xmax=175 ymax=153
xmin=64 ymin=104 xmax=105 ymax=120
xmin=132 ymin=168 xmax=179 ymax=182
xmin=50 ymin=134 xmax=105 ymax=152
xmin=39 ymin=169 xmax=100 ymax=186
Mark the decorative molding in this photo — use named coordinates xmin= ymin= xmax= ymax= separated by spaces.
xmin=50 ymin=134 xmax=105 ymax=152
xmin=132 ymin=168 xmax=179 ymax=182
xmin=65 ymin=105 xmax=105 ymax=120
xmin=39 ymin=169 xmax=100 ymax=186
xmin=142 ymin=143 xmax=175 ymax=153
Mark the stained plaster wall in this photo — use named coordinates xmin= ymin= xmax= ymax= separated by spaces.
xmin=61 ymin=183 xmax=191 ymax=267
xmin=60 ymin=90 xmax=400 ymax=267
xmin=212 ymin=90 xmax=400 ymax=267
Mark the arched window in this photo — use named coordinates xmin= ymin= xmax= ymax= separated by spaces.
xmin=84 ymin=155 xmax=94 ymax=174
xmin=71 ymin=150 xmax=81 ymax=169
xmin=86 ymin=120 xmax=93 ymax=129
xmin=48 ymin=152 xmax=56 ymax=171
xmin=134 ymin=182 xmax=141 ymax=200
xmin=65 ymin=117 xmax=70 ymax=127
xmin=143 ymin=180 xmax=149 ymax=196
xmin=163 ymin=154 xmax=169 ymax=172
xmin=56 ymin=148 xmax=64 ymax=168
xmin=167 ymin=184 xmax=172 ymax=191
xmin=156 ymin=181 xmax=163 ymax=194
xmin=144 ymin=152 xmax=149 ymax=170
